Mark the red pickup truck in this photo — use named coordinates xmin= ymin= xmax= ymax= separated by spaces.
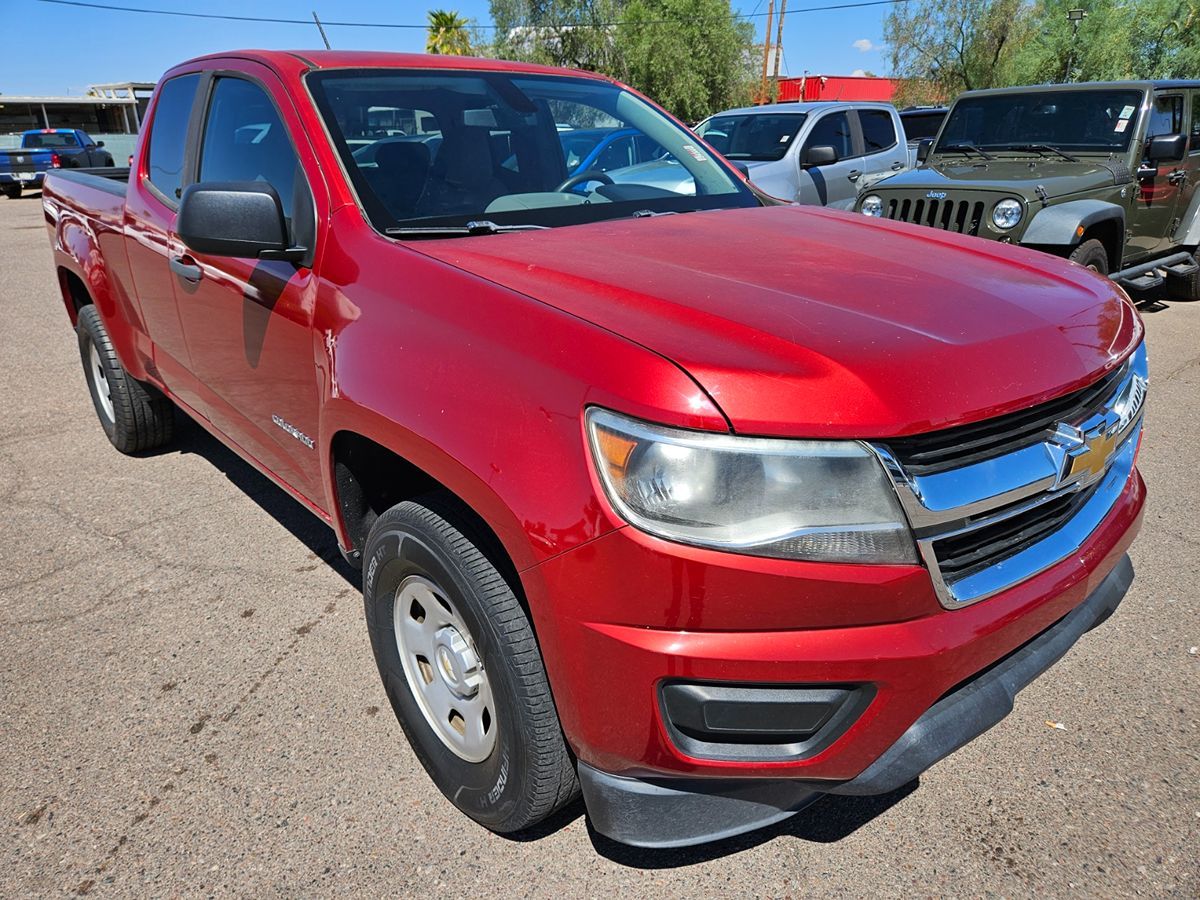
xmin=42 ymin=50 xmax=1148 ymax=848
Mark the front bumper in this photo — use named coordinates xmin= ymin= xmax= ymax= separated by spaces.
xmin=578 ymin=553 xmax=1134 ymax=847
xmin=522 ymin=458 xmax=1143 ymax=844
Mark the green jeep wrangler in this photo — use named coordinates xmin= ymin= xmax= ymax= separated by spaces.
xmin=855 ymin=81 xmax=1200 ymax=298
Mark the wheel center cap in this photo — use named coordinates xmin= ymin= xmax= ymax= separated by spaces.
xmin=433 ymin=626 xmax=481 ymax=696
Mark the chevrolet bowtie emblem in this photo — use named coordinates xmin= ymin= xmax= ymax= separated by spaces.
xmin=1053 ymin=423 xmax=1118 ymax=488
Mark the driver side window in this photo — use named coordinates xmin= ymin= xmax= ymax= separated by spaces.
xmin=1147 ymin=95 xmax=1183 ymax=139
xmin=803 ymin=112 xmax=853 ymax=161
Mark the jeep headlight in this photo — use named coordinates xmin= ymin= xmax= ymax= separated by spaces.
xmin=585 ymin=408 xmax=917 ymax=564
xmin=860 ymin=195 xmax=884 ymax=217
xmin=991 ymin=198 xmax=1023 ymax=230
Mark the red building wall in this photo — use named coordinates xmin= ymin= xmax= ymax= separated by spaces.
xmin=776 ymin=75 xmax=898 ymax=103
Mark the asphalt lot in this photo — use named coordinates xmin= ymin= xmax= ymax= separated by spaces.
xmin=1 ymin=190 xmax=1197 ymax=898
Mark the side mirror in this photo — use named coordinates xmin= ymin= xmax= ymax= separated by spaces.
xmin=96 ymin=140 xmax=105 ymax=148
xmin=1146 ymin=133 xmax=1186 ymax=162
xmin=802 ymin=145 xmax=838 ymax=168
xmin=917 ymin=138 xmax=934 ymax=164
xmin=177 ymin=182 xmax=304 ymax=262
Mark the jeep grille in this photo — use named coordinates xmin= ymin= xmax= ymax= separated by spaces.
xmin=883 ymin=197 xmax=986 ymax=236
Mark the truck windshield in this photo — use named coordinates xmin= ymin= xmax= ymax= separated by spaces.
xmin=308 ymin=69 xmax=755 ymax=235
xmin=935 ymin=89 xmax=1144 ymax=155
xmin=695 ymin=113 xmax=807 ymax=161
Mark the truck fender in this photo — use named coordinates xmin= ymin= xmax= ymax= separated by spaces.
xmin=1172 ymin=186 xmax=1200 ymax=249
xmin=1021 ymin=200 xmax=1126 ymax=255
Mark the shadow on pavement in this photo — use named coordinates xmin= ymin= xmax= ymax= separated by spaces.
xmin=159 ymin=415 xmax=361 ymax=589
xmin=588 ymin=780 xmax=919 ymax=868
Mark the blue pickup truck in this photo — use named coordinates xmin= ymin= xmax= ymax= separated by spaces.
xmin=0 ymin=129 xmax=114 ymax=198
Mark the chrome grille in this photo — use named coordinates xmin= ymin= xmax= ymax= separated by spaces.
xmin=885 ymin=197 xmax=985 ymax=235
xmin=872 ymin=345 xmax=1148 ymax=609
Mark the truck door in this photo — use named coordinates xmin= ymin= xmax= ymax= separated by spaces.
xmin=853 ymin=108 xmax=907 ymax=190
xmin=1127 ymin=92 xmax=1186 ymax=260
xmin=1176 ymin=91 xmax=1200 ymax=244
xmin=171 ymin=68 xmax=326 ymax=502
xmin=795 ymin=110 xmax=857 ymax=207
xmin=124 ymin=72 xmax=207 ymax=413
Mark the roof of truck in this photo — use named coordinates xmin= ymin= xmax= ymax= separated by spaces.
xmin=180 ymin=49 xmax=612 ymax=81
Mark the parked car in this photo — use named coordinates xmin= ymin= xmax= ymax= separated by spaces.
xmin=856 ymin=81 xmax=1200 ymax=299
xmin=0 ymin=128 xmax=113 ymax=198
xmin=898 ymin=106 xmax=949 ymax=166
xmin=43 ymin=51 xmax=1147 ymax=849
xmin=693 ymin=101 xmax=910 ymax=207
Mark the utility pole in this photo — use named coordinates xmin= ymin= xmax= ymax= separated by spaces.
xmin=759 ymin=0 xmax=775 ymax=105
xmin=312 ymin=10 xmax=332 ymax=50
xmin=1065 ymin=9 xmax=1086 ymax=82
xmin=772 ymin=0 xmax=788 ymax=91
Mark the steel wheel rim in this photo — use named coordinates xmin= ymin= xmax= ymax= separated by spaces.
xmin=393 ymin=574 xmax=496 ymax=763
xmin=88 ymin=341 xmax=115 ymax=423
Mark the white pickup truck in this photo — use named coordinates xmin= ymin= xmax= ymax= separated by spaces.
xmin=694 ymin=101 xmax=910 ymax=208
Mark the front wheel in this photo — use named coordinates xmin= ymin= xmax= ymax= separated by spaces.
xmin=1068 ymin=239 xmax=1110 ymax=275
xmin=362 ymin=494 xmax=578 ymax=833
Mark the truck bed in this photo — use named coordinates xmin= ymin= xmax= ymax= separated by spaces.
xmin=42 ymin=169 xmax=130 ymax=238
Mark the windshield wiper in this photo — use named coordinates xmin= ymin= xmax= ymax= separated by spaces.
xmin=936 ymin=143 xmax=996 ymax=160
xmin=385 ymin=220 xmax=549 ymax=238
xmin=1002 ymin=143 xmax=1079 ymax=162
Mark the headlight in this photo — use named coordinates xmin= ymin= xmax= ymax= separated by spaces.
xmin=860 ymin=195 xmax=884 ymax=217
xmin=991 ymin=198 xmax=1023 ymax=230
xmin=585 ymin=408 xmax=917 ymax=563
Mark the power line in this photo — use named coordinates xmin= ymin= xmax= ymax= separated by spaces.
xmin=36 ymin=0 xmax=911 ymax=31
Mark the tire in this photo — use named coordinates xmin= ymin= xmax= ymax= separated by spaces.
xmin=1068 ymin=239 xmax=1110 ymax=275
xmin=2 ymin=185 xmax=20 ymax=200
xmin=1168 ymin=256 xmax=1200 ymax=301
xmin=76 ymin=305 xmax=175 ymax=453
xmin=362 ymin=493 xmax=578 ymax=833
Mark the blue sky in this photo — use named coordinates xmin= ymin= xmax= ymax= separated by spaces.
xmin=1 ymin=0 xmax=891 ymax=96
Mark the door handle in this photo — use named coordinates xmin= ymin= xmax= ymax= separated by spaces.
xmin=891 ymin=161 xmax=904 ymax=170
xmin=169 ymin=254 xmax=201 ymax=284
xmin=1167 ymin=170 xmax=1187 ymax=185
xmin=848 ymin=169 xmax=862 ymax=182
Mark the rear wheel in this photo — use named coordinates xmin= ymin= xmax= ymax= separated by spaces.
xmin=76 ymin=305 xmax=175 ymax=453
xmin=1168 ymin=255 xmax=1200 ymax=301
xmin=2 ymin=185 xmax=20 ymax=200
xmin=362 ymin=493 xmax=578 ymax=833
xmin=1068 ymin=239 xmax=1110 ymax=275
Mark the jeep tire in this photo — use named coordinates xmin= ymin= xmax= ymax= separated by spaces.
xmin=1068 ymin=239 xmax=1109 ymax=275
xmin=362 ymin=493 xmax=579 ymax=833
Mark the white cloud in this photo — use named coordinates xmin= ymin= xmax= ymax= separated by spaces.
xmin=851 ymin=68 xmax=868 ymax=77
xmin=852 ymin=38 xmax=876 ymax=52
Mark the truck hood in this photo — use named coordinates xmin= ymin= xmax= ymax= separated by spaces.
xmin=876 ymin=157 xmax=1129 ymax=198
xmin=417 ymin=205 xmax=1140 ymax=438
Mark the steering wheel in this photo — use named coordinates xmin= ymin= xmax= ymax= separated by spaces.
xmin=555 ymin=169 xmax=614 ymax=192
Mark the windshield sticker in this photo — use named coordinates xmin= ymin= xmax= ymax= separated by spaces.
xmin=1115 ymin=119 xmax=1129 ymax=133
xmin=682 ymin=143 xmax=708 ymax=162
xmin=1119 ymin=105 xmax=1136 ymax=119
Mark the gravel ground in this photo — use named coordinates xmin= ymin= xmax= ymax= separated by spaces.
xmin=1 ymin=191 xmax=1197 ymax=897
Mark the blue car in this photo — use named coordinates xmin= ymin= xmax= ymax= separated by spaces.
xmin=0 ymin=129 xmax=114 ymax=198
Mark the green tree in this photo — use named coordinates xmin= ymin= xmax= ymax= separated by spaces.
xmin=612 ymin=0 xmax=755 ymax=121
xmin=426 ymin=9 xmax=474 ymax=55
xmin=884 ymin=0 xmax=1032 ymax=104
xmin=488 ymin=0 xmax=755 ymax=120
xmin=1009 ymin=0 xmax=1199 ymax=82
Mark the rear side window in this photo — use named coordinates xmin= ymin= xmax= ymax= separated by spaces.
xmin=859 ymin=110 xmax=897 ymax=153
xmin=198 ymin=77 xmax=299 ymax=221
xmin=146 ymin=73 xmax=200 ymax=204
xmin=901 ymin=111 xmax=945 ymax=141
xmin=804 ymin=112 xmax=853 ymax=159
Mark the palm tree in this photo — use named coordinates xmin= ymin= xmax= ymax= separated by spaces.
xmin=426 ymin=10 xmax=472 ymax=56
